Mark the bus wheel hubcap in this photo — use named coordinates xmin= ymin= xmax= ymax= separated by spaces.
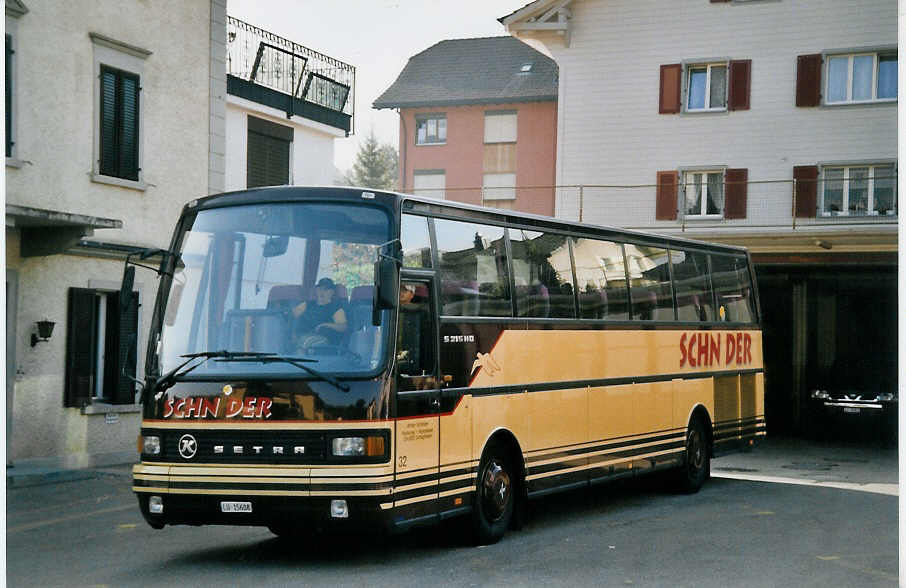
xmin=689 ymin=430 xmax=704 ymax=471
xmin=481 ymin=460 xmax=511 ymax=522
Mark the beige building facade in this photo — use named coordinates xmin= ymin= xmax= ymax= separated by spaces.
xmin=5 ymin=0 xmax=226 ymax=467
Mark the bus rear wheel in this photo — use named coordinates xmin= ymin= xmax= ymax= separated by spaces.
xmin=472 ymin=442 xmax=516 ymax=544
xmin=676 ymin=416 xmax=710 ymax=493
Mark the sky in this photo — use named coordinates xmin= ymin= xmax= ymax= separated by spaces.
xmin=226 ymin=0 xmax=531 ymax=174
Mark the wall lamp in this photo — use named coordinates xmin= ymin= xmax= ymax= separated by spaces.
xmin=31 ymin=319 xmax=56 ymax=347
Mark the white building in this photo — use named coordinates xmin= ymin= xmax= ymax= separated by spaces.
xmin=5 ymin=0 xmax=226 ymax=468
xmin=503 ymin=0 xmax=897 ymax=435
xmin=223 ymin=16 xmax=354 ymax=190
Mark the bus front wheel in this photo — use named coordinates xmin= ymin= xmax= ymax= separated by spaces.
xmin=472 ymin=442 xmax=516 ymax=544
xmin=676 ymin=416 xmax=710 ymax=493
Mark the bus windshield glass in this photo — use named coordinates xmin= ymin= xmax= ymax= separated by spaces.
xmin=159 ymin=202 xmax=391 ymax=378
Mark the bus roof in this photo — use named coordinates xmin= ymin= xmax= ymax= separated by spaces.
xmin=184 ymin=186 xmax=750 ymax=256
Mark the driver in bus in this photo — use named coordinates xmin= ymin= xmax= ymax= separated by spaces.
xmin=292 ymin=277 xmax=348 ymax=346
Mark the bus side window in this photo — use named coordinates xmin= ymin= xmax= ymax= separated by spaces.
xmin=435 ymin=219 xmax=511 ymax=317
xmin=625 ymin=244 xmax=675 ymax=321
xmin=401 ymin=214 xmax=432 ymax=269
xmin=672 ymin=249 xmax=715 ymax=322
xmin=711 ymin=254 xmax=755 ymax=323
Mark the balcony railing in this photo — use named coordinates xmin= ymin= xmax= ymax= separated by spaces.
xmin=227 ymin=16 xmax=355 ymax=129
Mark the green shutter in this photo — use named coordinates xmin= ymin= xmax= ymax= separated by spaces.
xmin=105 ymin=291 xmax=139 ymax=405
xmin=6 ymin=34 xmax=12 ymax=158
xmin=65 ymin=288 xmax=97 ymax=408
xmin=99 ymin=66 xmax=140 ymax=180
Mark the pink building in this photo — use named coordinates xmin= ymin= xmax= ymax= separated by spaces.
xmin=374 ymin=37 xmax=557 ymax=216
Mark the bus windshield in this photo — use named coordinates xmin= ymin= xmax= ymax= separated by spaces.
xmin=159 ymin=202 xmax=391 ymax=378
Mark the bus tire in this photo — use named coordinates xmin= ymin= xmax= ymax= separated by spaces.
xmin=472 ymin=441 xmax=516 ymax=544
xmin=677 ymin=416 xmax=710 ymax=493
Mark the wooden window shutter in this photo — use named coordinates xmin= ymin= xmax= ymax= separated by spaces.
xmin=656 ymin=170 xmax=679 ymax=220
xmin=796 ymin=54 xmax=822 ymax=107
xmin=659 ymin=64 xmax=682 ymax=114
xmin=6 ymin=35 xmax=12 ymax=158
xmin=724 ymin=168 xmax=748 ymax=219
xmin=107 ymin=291 xmax=139 ymax=405
xmin=728 ymin=60 xmax=751 ymax=111
xmin=65 ymin=288 xmax=97 ymax=408
xmin=99 ymin=66 xmax=140 ymax=180
xmin=247 ymin=116 xmax=293 ymax=188
xmin=793 ymin=165 xmax=819 ymax=218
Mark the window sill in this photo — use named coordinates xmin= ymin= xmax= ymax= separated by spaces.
xmin=415 ymin=142 xmax=446 ymax=147
xmin=6 ymin=157 xmax=26 ymax=168
xmin=822 ymin=99 xmax=897 ymax=108
xmin=91 ymin=173 xmax=147 ymax=191
xmin=682 ymin=108 xmax=729 ymax=116
xmin=684 ymin=215 xmax=724 ymax=220
xmin=81 ymin=402 xmax=141 ymax=415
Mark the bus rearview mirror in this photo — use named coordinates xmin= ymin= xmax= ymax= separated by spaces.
xmin=372 ymin=257 xmax=398 ymax=325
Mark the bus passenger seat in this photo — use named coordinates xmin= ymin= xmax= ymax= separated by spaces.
xmin=267 ymin=285 xmax=306 ymax=313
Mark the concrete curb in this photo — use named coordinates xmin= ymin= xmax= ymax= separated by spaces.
xmin=7 ymin=464 xmax=134 ymax=489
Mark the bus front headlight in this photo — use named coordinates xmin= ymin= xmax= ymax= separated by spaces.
xmin=331 ymin=436 xmax=385 ymax=457
xmin=141 ymin=435 xmax=161 ymax=455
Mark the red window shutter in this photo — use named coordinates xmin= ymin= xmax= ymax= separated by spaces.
xmin=796 ymin=54 xmax=822 ymax=107
xmin=793 ymin=165 xmax=819 ymax=217
xmin=659 ymin=64 xmax=682 ymax=114
xmin=728 ymin=60 xmax=751 ymax=111
xmin=724 ymin=168 xmax=748 ymax=219
xmin=656 ymin=171 xmax=678 ymax=220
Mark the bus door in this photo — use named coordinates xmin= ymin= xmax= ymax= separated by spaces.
xmin=394 ymin=276 xmax=441 ymax=516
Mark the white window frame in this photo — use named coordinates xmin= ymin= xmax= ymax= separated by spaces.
xmin=415 ymin=114 xmax=446 ymax=145
xmin=824 ymin=51 xmax=897 ymax=105
xmin=681 ymin=168 xmax=726 ymax=218
xmin=413 ymin=170 xmax=446 ymax=200
xmin=90 ymin=33 xmax=151 ymax=190
xmin=684 ymin=62 xmax=728 ymax=112
xmin=819 ymin=163 xmax=897 ymax=217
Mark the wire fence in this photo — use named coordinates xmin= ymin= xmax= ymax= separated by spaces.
xmin=408 ymin=175 xmax=898 ymax=232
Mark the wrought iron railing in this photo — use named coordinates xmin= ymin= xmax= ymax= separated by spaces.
xmin=227 ymin=16 xmax=355 ymax=128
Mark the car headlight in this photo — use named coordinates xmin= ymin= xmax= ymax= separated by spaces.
xmin=877 ymin=393 xmax=897 ymax=402
xmin=331 ymin=436 xmax=385 ymax=457
xmin=141 ymin=435 xmax=161 ymax=455
xmin=811 ymin=390 xmax=830 ymax=400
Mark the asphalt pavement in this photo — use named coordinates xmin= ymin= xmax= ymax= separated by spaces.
xmin=6 ymin=436 xmax=898 ymax=587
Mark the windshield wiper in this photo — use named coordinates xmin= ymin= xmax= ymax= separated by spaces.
xmin=216 ymin=355 xmax=350 ymax=392
xmin=154 ymin=350 xmax=280 ymax=394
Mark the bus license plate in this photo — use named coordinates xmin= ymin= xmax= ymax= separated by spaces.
xmin=221 ymin=501 xmax=252 ymax=513
xmin=843 ymin=407 xmax=860 ymax=415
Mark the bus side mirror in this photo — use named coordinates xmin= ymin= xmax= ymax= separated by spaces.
xmin=372 ymin=257 xmax=398 ymax=326
xmin=120 ymin=265 xmax=136 ymax=316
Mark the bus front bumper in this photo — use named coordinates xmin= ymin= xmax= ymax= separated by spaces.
xmin=133 ymin=463 xmax=394 ymax=531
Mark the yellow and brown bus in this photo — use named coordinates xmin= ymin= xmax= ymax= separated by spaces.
xmin=131 ymin=186 xmax=764 ymax=543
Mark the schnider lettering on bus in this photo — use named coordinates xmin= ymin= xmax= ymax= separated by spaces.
xmin=679 ymin=331 xmax=753 ymax=368
xmin=162 ymin=396 xmax=273 ymax=419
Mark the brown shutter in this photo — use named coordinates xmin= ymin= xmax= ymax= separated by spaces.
xmin=656 ymin=170 xmax=679 ymax=220
xmin=796 ymin=54 xmax=822 ymax=107
xmin=65 ymin=288 xmax=97 ymax=408
xmin=793 ymin=165 xmax=819 ymax=218
xmin=659 ymin=64 xmax=682 ymax=114
xmin=724 ymin=168 xmax=748 ymax=219
xmin=728 ymin=60 xmax=751 ymax=111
